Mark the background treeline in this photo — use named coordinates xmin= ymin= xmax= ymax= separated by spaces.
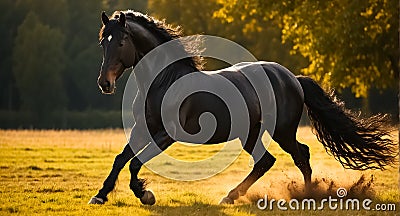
xmin=0 ymin=0 xmax=397 ymax=129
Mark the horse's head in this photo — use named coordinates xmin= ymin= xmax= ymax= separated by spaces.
xmin=98 ymin=12 xmax=136 ymax=94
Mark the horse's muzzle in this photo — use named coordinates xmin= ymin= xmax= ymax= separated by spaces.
xmin=98 ymin=80 xmax=116 ymax=94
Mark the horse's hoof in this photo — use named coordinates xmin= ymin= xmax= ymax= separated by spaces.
xmin=140 ymin=190 xmax=156 ymax=205
xmin=88 ymin=196 xmax=105 ymax=204
xmin=219 ymin=197 xmax=234 ymax=204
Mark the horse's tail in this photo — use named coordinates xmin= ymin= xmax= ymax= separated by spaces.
xmin=296 ymin=76 xmax=397 ymax=170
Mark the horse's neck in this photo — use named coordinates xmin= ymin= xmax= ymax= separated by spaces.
xmin=127 ymin=21 xmax=197 ymax=95
xmin=127 ymin=22 xmax=161 ymax=94
xmin=127 ymin=22 xmax=160 ymax=53
xmin=134 ymin=60 xmax=197 ymax=97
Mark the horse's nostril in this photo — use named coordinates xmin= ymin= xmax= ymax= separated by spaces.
xmin=105 ymin=81 xmax=111 ymax=89
xmin=100 ymin=80 xmax=112 ymax=92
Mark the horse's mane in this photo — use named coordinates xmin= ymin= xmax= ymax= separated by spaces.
xmin=99 ymin=10 xmax=203 ymax=70
xmin=122 ymin=10 xmax=183 ymax=43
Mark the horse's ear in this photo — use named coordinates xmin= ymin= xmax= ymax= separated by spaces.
xmin=118 ymin=12 xmax=126 ymax=27
xmin=101 ymin=11 xmax=109 ymax=25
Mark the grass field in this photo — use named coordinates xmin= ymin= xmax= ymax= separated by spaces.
xmin=0 ymin=128 xmax=398 ymax=215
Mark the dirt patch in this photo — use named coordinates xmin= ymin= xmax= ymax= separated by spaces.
xmin=288 ymin=174 xmax=374 ymax=200
xmin=242 ymin=174 xmax=375 ymax=204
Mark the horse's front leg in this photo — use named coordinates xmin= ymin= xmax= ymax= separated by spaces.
xmin=129 ymin=131 xmax=174 ymax=205
xmin=88 ymin=124 xmax=149 ymax=204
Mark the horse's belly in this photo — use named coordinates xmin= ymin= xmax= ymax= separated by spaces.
xmin=178 ymin=92 xmax=231 ymax=144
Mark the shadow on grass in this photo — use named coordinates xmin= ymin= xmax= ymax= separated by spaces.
xmin=112 ymin=200 xmax=133 ymax=207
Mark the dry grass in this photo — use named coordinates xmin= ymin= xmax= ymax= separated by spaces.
xmin=0 ymin=127 xmax=398 ymax=215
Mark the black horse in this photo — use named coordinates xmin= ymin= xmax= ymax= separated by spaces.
xmin=89 ymin=10 xmax=396 ymax=205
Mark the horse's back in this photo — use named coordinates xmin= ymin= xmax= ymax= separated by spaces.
xmin=179 ymin=61 xmax=304 ymax=144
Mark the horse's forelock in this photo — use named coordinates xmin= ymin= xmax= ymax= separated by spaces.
xmin=99 ymin=20 xmax=127 ymax=42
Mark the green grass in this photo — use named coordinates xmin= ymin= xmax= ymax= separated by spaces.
xmin=0 ymin=128 xmax=398 ymax=215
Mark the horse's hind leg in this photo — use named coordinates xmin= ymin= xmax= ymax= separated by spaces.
xmin=296 ymin=141 xmax=312 ymax=187
xmin=274 ymin=131 xmax=312 ymax=188
xmin=220 ymin=126 xmax=276 ymax=204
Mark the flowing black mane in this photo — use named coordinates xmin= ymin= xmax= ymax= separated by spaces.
xmin=123 ymin=11 xmax=183 ymax=43
xmin=99 ymin=10 xmax=203 ymax=70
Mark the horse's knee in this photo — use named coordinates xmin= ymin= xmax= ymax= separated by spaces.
xmin=112 ymin=153 xmax=127 ymax=170
xmin=267 ymin=154 xmax=276 ymax=164
xmin=112 ymin=144 xmax=134 ymax=169
xmin=255 ymin=152 xmax=276 ymax=171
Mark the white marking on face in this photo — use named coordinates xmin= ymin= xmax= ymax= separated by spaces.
xmin=107 ymin=35 xmax=113 ymax=42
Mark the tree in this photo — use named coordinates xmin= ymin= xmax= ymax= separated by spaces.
xmin=0 ymin=0 xmax=26 ymax=110
xmin=15 ymin=0 xmax=69 ymax=30
xmin=13 ymin=12 xmax=67 ymax=116
xmin=111 ymin=0 xmax=148 ymax=12
xmin=215 ymin=0 xmax=398 ymax=97
xmin=148 ymin=0 xmax=307 ymax=72
xmin=63 ymin=0 xmax=103 ymax=110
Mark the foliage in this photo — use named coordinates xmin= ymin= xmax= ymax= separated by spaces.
xmin=0 ymin=0 xmax=397 ymax=128
xmin=15 ymin=0 xmax=69 ymax=29
xmin=13 ymin=12 xmax=67 ymax=115
xmin=106 ymin=0 xmax=148 ymax=12
xmin=148 ymin=0 xmax=307 ymax=72
xmin=215 ymin=0 xmax=399 ymax=97
xmin=0 ymin=0 xmax=26 ymax=110
xmin=1 ymin=1 xmax=131 ymax=117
